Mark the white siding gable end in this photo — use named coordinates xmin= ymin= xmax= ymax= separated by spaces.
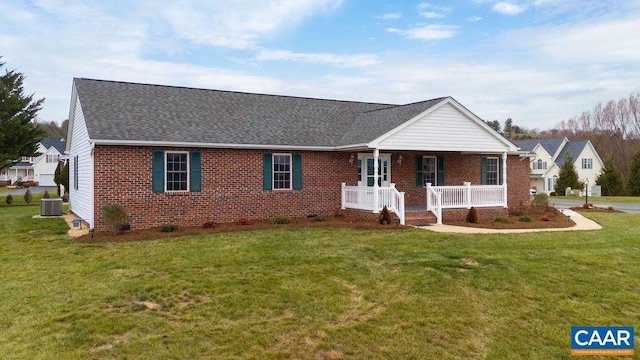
xmin=372 ymin=99 xmax=518 ymax=153
xmin=67 ymin=84 xmax=95 ymax=229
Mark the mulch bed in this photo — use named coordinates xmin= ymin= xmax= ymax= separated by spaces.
xmin=446 ymin=207 xmax=575 ymax=229
xmin=570 ymin=205 xmax=623 ymax=213
xmin=75 ymin=216 xmax=407 ymax=243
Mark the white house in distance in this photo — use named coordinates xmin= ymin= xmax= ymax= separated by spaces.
xmin=513 ymin=137 xmax=604 ymax=194
xmin=0 ymin=137 xmax=66 ymax=186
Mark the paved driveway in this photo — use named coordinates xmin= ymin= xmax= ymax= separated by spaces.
xmin=7 ymin=186 xmax=57 ymax=195
xmin=549 ymin=198 xmax=640 ymax=214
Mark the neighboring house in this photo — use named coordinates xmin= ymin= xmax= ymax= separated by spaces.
xmin=66 ymin=78 xmax=530 ymax=231
xmin=0 ymin=137 xmax=65 ymax=186
xmin=513 ymin=137 xmax=604 ymax=194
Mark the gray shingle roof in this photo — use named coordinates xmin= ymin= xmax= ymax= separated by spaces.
xmin=556 ymin=140 xmax=588 ymax=167
xmin=40 ymin=137 xmax=66 ymax=153
xmin=74 ymin=78 xmax=420 ymax=147
xmin=513 ymin=137 xmax=566 ymax=156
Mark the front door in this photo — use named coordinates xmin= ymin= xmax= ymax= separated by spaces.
xmin=358 ymin=154 xmax=391 ymax=187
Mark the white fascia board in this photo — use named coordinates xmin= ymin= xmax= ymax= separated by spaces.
xmin=65 ymin=82 xmax=78 ymax=154
xmin=335 ymin=143 xmax=371 ymax=151
xmin=91 ymin=139 xmax=336 ymax=151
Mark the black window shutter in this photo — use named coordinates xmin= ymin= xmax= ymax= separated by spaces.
xmin=190 ymin=151 xmax=201 ymax=192
xmin=292 ymin=153 xmax=303 ymax=190
xmin=152 ymin=151 xmax=164 ymax=193
xmin=481 ymin=157 xmax=488 ymax=185
xmin=415 ymin=156 xmax=424 ymax=187
xmin=263 ymin=153 xmax=273 ymax=190
xmin=437 ymin=156 xmax=445 ymax=186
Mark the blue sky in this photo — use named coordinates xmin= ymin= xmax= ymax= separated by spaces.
xmin=1 ymin=0 xmax=639 ymax=130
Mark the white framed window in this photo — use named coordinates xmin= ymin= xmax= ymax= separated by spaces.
xmin=422 ymin=156 xmax=437 ymax=186
xmin=165 ymin=151 xmax=189 ymax=192
xmin=273 ymin=154 xmax=292 ymax=190
xmin=486 ymin=157 xmax=499 ymax=185
xmin=582 ymin=158 xmax=593 ymax=169
xmin=533 ymin=159 xmax=547 ymax=170
xmin=46 ymin=154 xmax=59 ymax=163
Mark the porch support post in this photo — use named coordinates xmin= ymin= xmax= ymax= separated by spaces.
xmin=373 ymin=148 xmax=380 ymax=213
xmin=341 ymin=182 xmax=346 ymax=209
xmin=502 ymin=152 xmax=508 ymax=207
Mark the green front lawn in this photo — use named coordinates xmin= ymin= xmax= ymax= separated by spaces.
xmin=1 ymin=206 xmax=639 ymax=359
xmin=556 ymin=195 xmax=640 ymax=204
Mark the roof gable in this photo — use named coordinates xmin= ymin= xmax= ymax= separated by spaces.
xmin=40 ymin=137 xmax=66 ymax=153
xmin=371 ymin=98 xmax=518 ymax=152
xmin=514 ymin=137 xmax=567 ymax=158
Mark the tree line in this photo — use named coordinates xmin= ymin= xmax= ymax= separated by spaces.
xmin=487 ymin=92 xmax=640 ymax=196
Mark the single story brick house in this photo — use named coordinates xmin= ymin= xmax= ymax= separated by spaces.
xmin=65 ymin=78 xmax=530 ymax=231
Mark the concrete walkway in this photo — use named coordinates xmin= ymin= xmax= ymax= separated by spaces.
xmin=416 ymin=209 xmax=602 ymax=234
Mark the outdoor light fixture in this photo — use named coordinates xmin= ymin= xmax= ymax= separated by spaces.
xmin=397 ymin=155 xmax=403 ymax=165
xmin=349 ymin=153 xmax=355 ymax=165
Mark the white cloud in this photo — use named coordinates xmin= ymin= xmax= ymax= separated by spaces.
xmin=493 ymin=2 xmax=527 ymax=15
xmin=402 ymin=25 xmax=458 ymax=40
xmin=378 ymin=13 xmax=401 ymax=20
xmin=468 ymin=16 xmax=483 ymax=22
xmin=420 ymin=12 xmax=445 ymax=19
xmin=417 ymin=2 xmax=449 ymax=19
xmin=254 ymin=49 xmax=380 ymax=67
xmin=139 ymin=0 xmax=344 ymax=49
xmin=385 ymin=27 xmax=402 ymax=33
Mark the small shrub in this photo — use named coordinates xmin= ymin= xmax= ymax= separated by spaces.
xmin=582 ymin=203 xmax=592 ymax=209
xmin=466 ymin=207 xmax=478 ymax=223
xmin=311 ymin=215 xmax=327 ymax=222
xmin=102 ymin=203 xmax=128 ymax=235
xmin=549 ymin=192 xmax=557 ymax=196
xmin=5 ymin=194 xmax=13 ymax=205
xmin=519 ymin=215 xmax=532 ymax=222
xmin=62 ymin=192 xmax=69 ymax=202
xmin=494 ymin=217 xmax=508 ymax=223
xmin=273 ymin=216 xmax=291 ymax=224
xmin=238 ymin=217 xmax=252 ymax=225
xmin=43 ymin=190 xmax=50 ymax=199
xmin=202 ymin=221 xmax=216 ymax=229
xmin=379 ymin=206 xmax=392 ymax=225
xmin=509 ymin=203 xmax=527 ymax=217
xmin=23 ymin=189 xmax=33 ymax=204
xmin=531 ymin=193 xmax=549 ymax=210
xmin=159 ymin=223 xmax=179 ymax=232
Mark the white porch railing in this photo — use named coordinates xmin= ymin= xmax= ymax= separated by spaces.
xmin=426 ymin=182 xmax=507 ymax=225
xmin=341 ymin=183 xmax=405 ymax=225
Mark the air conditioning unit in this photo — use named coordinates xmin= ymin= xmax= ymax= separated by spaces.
xmin=41 ymin=198 xmax=63 ymax=216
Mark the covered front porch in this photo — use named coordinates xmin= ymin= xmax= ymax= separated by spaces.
xmin=339 ymin=150 xmax=510 ymax=225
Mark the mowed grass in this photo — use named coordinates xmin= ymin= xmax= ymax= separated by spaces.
xmin=1 ymin=207 xmax=639 ymax=359
xmin=558 ymin=195 xmax=640 ymax=204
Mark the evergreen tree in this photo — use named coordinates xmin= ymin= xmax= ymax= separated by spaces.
xmin=596 ymin=157 xmax=624 ymax=196
xmin=54 ymin=161 xmax=63 ymax=196
xmin=61 ymin=161 xmax=69 ymax=191
xmin=555 ymin=154 xmax=582 ymax=194
xmin=0 ymin=58 xmax=46 ymax=170
xmin=627 ymin=147 xmax=640 ymax=196
xmin=503 ymin=118 xmax=514 ymax=139
xmin=486 ymin=120 xmax=501 ymax=133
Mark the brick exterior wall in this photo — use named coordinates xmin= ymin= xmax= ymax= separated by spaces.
xmin=91 ymin=146 xmax=530 ymax=231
